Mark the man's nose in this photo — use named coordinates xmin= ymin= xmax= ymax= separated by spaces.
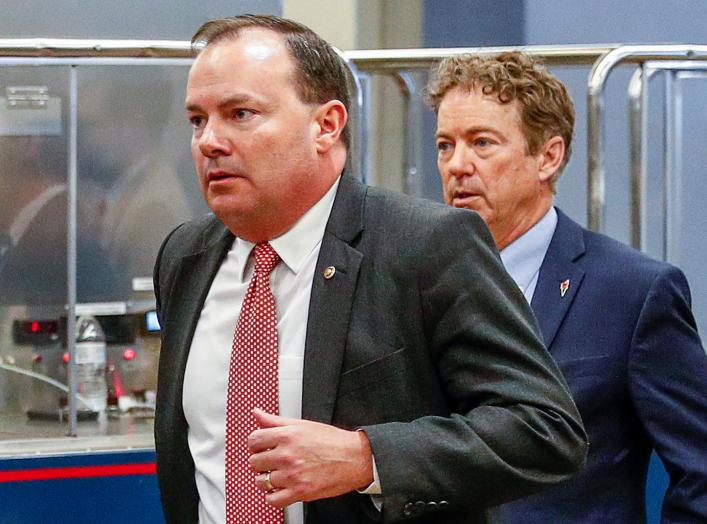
xmin=198 ymin=121 xmax=231 ymax=158
xmin=445 ymin=146 xmax=474 ymax=178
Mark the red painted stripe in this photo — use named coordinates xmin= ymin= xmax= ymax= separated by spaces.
xmin=0 ymin=462 xmax=156 ymax=483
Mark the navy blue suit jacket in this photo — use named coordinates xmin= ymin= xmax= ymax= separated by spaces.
xmin=491 ymin=209 xmax=707 ymax=523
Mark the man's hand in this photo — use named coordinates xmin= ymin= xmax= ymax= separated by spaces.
xmin=247 ymin=408 xmax=374 ymax=508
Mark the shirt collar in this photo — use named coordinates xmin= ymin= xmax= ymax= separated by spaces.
xmin=233 ymin=176 xmax=341 ymax=280
xmin=500 ymin=206 xmax=557 ymax=295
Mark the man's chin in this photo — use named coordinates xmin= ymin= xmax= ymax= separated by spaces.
xmin=207 ymin=196 xmax=252 ymax=222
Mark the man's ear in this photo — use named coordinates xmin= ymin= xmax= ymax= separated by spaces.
xmin=314 ymin=100 xmax=347 ymax=153
xmin=538 ymin=135 xmax=565 ymax=183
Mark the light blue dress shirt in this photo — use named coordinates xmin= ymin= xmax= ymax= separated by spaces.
xmin=500 ymin=207 xmax=558 ymax=304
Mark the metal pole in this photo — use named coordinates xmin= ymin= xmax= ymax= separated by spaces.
xmin=358 ymin=73 xmax=372 ymax=184
xmin=662 ymin=71 xmax=672 ymax=262
xmin=627 ymin=66 xmax=647 ymax=250
xmin=338 ymin=50 xmax=366 ymax=182
xmin=587 ymin=59 xmax=606 ymax=233
xmin=663 ymin=71 xmax=683 ymax=264
xmin=393 ymin=72 xmax=423 ymax=197
xmin=66 ymin=65 xmax=78 ymax=436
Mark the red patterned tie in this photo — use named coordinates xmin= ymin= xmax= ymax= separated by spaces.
xmin=225 ymin=242 xmax=283 ymax=523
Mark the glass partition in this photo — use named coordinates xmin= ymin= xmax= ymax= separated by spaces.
xmin=0 ymin=60 xmax=208 ymax=442
xmin=77 ymin=65 xmax=205 ymax=300
xmin=0 ymin=66 xmax=71 ymax=438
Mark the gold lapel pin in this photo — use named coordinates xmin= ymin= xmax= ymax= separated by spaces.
xmin=323 ymin=266 xmax=336 ymax=280
xmin=560 ymin=279 xmax=570 ymax=298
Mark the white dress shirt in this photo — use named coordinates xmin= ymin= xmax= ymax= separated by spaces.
xmin=182 ymin=178 xmax=340 ymax=524
xmin=500 ymin=207 xmax=558 ymax=303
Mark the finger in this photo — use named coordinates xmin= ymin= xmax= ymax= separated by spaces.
xmin=253 ymin=408 xmax=304 ymax=428
xmin=265 ymin=487 xmax=301 ymax=509
xmin=254 ymin=471 xmax=278 ymax=492
xmin=249 ymin=447 xmax=280 ymax=473
xmin=248 ymin=426 xmax=284 ymax=453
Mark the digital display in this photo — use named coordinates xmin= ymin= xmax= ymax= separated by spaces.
xmin=13 ymin=319 xmax=63 ymax=345
xmin=22 ymin=320 xmax=59 ymax=334
xmin=145 ymin=310 xmax=161 ymax=332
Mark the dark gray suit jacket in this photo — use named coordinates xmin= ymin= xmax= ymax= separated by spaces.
xmin=153 ymin=175 xmax=587 ymax=523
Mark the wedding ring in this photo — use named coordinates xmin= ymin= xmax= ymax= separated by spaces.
xmin=263 ymin=471 xmax=275 ymax=492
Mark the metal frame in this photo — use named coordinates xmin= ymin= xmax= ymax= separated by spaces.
xmin=0 ymin=39 xmax=614 ymax=64
xmin=66 ymin=65 xmax=78 ymax=435
xmin=628 ymin=60 xmax=707 ymax=256
xmin=587 ymin=45 xmax=707 ymax=234
xmin=392 ymin=71 xmax=423 ymax=196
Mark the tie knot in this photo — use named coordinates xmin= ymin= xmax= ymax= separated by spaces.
xmin=253 ymin=243 xmax=280 ymax=275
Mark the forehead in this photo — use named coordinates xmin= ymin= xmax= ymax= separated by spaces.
xmin=186 ymin=28 xmax=295 ymax=95
xmin=437 ymin=86 xmax=523 ymax=133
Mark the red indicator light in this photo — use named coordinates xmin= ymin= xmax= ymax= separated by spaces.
xmin=21 ymin=320 xmax=59 ymax=335
xmin=33 ymin=354 xmax=43 ymax=364
xmin=123 ymin=348 xmax=137 ymax=361
xmin=62 ymin=352 xmax=70 ymax=364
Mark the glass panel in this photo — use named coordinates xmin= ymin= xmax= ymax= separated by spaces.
xmin=0 ymin=61 xmax=208 ymax=442
xmin=72 ymin=63 xmax=207 ymax=438
xmin=77 ymin=64 xmax=207 ymax=302
xmin=0 ymin=65 xmax=71 ymax=438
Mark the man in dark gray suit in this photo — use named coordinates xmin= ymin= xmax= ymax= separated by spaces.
xmin=154 ymin=15 xmax=587 ymax=524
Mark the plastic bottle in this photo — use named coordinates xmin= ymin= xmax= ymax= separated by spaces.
xmin=74 ymin=315 xmax=107 ymax=413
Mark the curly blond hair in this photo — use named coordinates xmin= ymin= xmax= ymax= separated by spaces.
xmin=426 ymin=51 xmax=575 ymax=190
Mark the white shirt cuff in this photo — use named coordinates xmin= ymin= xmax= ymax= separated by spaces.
xmin=357 ymin=455 xmax=381 ymax=495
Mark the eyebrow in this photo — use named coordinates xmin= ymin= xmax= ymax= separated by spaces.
xmin=435 ymin=125 xmax=499 ymax=139
xmin=185 ymin=93 xmax=260 ymax=113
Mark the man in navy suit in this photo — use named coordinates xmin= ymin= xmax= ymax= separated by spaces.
xmin=428 ymin=51 xmax=707 ymax=522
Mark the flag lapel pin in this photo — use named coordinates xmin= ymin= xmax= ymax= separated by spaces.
xmin=560 ymin=279 xmax=570 ymax=298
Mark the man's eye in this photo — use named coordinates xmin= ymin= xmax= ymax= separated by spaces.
xmin=233 ymin=109 xmax=255 ymax=120
xmin=474 ymin=138 xmax=493 ymax=148
xmin=437 ymin=141 xmax=452 ymax=153
xmin=189 ymin=116 xmax=204 ymax=128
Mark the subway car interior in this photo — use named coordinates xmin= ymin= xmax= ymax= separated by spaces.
xmin=1 ymin=1 xmax=706 ymax=523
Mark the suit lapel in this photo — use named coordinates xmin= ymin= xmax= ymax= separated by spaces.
xmin=165 ymin=226 xmax=233 ymax=409
xmin=301 ymin=175 xmax=365 ymax=424
xmin=530 ymin=209 xmax=586 ymax=349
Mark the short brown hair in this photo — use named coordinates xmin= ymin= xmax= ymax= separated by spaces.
xmin=426 ymin=51 xmax=575 ymax=189
xmin=192 ymin=14 xmax=352 ymax=148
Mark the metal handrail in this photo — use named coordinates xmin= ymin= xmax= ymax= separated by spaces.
xmin=345 ymin=44 xmax=616 ymax=70
xmin=0 ymin=39 xmax=192 ymax=57
xmin=0 ymin=39 xmax=617 ymax=66
xmin=587 ymin=44 xmax=707 ymax=233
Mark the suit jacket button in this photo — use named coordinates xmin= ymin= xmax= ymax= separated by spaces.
xmin=427 ymin=501 xmax=438 ymax=510
xmin=415 ymin=501 xmax=426 ymax=512
xmin=439 ymin=500 xmax=449 ymax=509
xmin=403 ymin=502 xmax=414 ymax=516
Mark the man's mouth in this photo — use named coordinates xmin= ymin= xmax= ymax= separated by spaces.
xmin=451 ymin=191 xmax=481 ymax=207
xmin=206 ymin=169 xmax=240 ymax=182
